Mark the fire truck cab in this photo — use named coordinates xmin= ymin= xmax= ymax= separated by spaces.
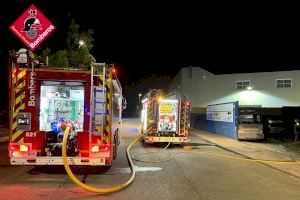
xmin=8 ymin=50 xmax=124 ymax=166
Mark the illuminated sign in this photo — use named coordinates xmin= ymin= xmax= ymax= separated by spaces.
xmin=158 ymin=101 xmax=178 ymax=132
xmin=9 ymin=4 xmax=56 ymax=51
xmin=207 ymin=103 xmax=234 ymax=122
xmin=160 ymin=104 xmax=172 ymax=114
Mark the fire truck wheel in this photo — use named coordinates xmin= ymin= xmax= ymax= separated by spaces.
xmin=113 ymin=137 xmax=117 ymax=159
xmin=139 ymin=137 xmax=144 ymax=143
xmin=117 ymin=130 xmax=121 ymax=145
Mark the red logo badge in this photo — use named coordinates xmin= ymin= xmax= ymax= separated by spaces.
xmin=9 ymin=4 xmax=56 ymax=51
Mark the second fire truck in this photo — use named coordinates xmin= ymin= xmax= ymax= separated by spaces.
xmin=140 ymin=89 xmax=190 ymax=143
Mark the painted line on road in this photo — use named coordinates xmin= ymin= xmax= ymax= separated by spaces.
xmin=108 ymin=166 xmax=162 ymax=174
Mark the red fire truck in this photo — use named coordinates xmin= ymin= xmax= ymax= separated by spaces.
xmin=140 ymin=89 xmax=190 ymax=143
xmin=8 ymin=49 xmax=125 ymax=166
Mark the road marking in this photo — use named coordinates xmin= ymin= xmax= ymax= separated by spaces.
xmin=108 ymin=166 xmax=162 ymax=174
xmin=135 ymin=165 xmax=162 ymax=172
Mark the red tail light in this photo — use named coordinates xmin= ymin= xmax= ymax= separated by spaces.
xmin=112 ymin=67 xmax=116 ymax=74
xmin=101 ymin=144 xmax=111 ymax=152
xmin=9 ymin=144 xmax=16 ymax=151
xmin=9 ymin=144 xmax=29 ymax=152
xmin=186 ymin=101 xmax=190 ymax=107
xmin=91 ymin=144 xmax=111 ymax=153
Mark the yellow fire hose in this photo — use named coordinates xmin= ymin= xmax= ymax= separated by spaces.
xmin=176 ymin=150 xmax=300 ymax=163
xmin=63 ymin=127 xmax=300 ymax=194
xmin=132 ymin=142 xmax=300 ymax=164
xmin=131 ymin=142 xmax=175 ymax=163
xmin=62 ymin=127 xmax=142 ymax=194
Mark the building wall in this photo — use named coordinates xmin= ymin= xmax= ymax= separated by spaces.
xmin=170 ymin=67 xmax=300 ymax=108
xmin=169 ymin=67 xmax=216 ymax=108
xmin=213 ymin=71 xmax=300 ymax=107
xmin=168 ymin=69 xmax=182 ymax=94
xmin=170 ymin=67 xmax=300 ymax=138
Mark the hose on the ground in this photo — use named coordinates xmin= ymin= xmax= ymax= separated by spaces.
xmin=178 ymin=148 xmax=300 ymax=163
xmin=131 ymin=142 xmax=175 ymax=163
xmin=62 ymin=127 xmax=143 ymax=194
xmin=62 ymin=127 xmax=299 ymax=194
xmin=132 ymin=137 xmax=300 ymax=164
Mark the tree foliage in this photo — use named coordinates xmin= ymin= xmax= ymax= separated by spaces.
xmin=49 ymin=50 xmax=68 ymax=67
xmin=45 ymin=19 xmax=94 ymax=68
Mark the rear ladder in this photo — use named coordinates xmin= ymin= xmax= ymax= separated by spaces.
xmin=90 ymin=63 xmax=106 ymax=145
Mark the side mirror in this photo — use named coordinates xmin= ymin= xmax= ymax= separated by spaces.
xmin=122 ymin=98 xmax=127 ymax=110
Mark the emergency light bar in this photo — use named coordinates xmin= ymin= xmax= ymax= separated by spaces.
xmin=159 ymin=99 xmax=178 ymax=103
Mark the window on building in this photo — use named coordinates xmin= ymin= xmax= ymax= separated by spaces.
xmin=236 ymin=80 xmax=250 ymax=90
xmin=276 ymin=79 xmax=292 ymax=88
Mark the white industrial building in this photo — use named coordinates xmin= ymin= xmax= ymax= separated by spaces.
xmin=169 ymin=66 xmax=300 ymax=110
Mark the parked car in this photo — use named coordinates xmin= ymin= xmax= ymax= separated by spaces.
xmin=267 ymin=119 xmax=286 ymax=139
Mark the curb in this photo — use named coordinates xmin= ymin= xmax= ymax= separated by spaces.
xmin=194 ymin=134 xmax=300 ymax=179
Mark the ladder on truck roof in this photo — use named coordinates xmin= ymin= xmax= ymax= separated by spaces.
xmin=90 ymin=63 xmax=107 ymax=145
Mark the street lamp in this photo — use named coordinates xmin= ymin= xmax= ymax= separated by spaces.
xmin=78 ymin=40 xmax=85 ymax=47
xmin=137 ymin=93 xmax=142 ymax=116
xmin=247 ymin=86 xmax=253 ymax=90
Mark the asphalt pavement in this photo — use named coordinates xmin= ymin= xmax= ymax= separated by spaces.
xmin=0 ymin=118 xmax=299 ymax=200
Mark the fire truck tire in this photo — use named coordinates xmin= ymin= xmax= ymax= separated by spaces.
xmin=117 ymin=129 xmax=120 ymax=145
xmin=138 ymin=135 xmax=145 ymax=143
xmin=113 ymin=137 xmax=117 ymax=159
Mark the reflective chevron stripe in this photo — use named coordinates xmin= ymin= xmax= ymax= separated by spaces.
xmin=11 ymin=69 xmax=27 ymax=143
xmin=104 ymin=64 xmax=112 ymax=143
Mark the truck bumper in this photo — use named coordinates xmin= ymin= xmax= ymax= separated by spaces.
xmin=144 ymin=136 xmax=188 ymax=143
xmin=10 ymin=156 xmax=107 ymax=166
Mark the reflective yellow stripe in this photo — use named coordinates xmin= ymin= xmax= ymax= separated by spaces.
xmin=12 ymin=121 xmax=17 ymax=130
xmin=18 ymin=138 xmax=24 ymax=144
xmin=13 ymin=103 xmax=25 ymax=119
xmin=17 ymin=70 xmax=26 ymax=80
xmin=12 ymin=130 xmax=24 ymax=142
xmin=15 ymin=92 xmax=25 ymax=105
xmin=16 ymin=80 xmax=26 ymax=89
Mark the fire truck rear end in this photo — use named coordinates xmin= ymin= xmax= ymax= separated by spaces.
xmin=140 ymin=89 xmax=190 ymax=143
xmin=8 ymin=51 xmax=124 ymax=166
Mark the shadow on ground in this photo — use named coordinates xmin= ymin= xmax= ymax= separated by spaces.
xmin=27 ymin=165 xmax=111 ymax=175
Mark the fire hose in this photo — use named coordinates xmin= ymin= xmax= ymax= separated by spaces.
xmin=62 ymin=126 xmax=142 ymax=194
xmin=62 ymin=127 xmax=300 ymax=194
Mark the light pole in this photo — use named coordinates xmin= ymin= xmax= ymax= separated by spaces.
xmin=137 ymin=93 xmax=142 ymax=116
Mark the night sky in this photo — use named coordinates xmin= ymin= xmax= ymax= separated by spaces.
xmin=1 ymin=1 xmax=300 ymax=111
